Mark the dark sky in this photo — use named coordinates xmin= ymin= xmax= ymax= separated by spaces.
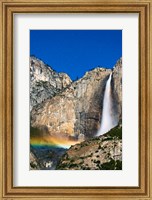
xmin=30 ymin=30 xmax=122 ymax=80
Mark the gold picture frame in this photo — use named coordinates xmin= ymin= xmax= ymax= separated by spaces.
xmin=0 ymin=0 xmax=152 ymax=199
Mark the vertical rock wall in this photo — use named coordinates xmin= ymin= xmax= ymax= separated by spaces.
xmin=30 ymin=57 xmax=122 ymax=139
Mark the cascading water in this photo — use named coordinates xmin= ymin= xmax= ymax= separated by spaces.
xmin=97 ymin=73 xmax=117 ymax=136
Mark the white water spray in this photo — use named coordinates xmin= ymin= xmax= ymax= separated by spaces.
xmin=97 ymin=73 xmax=117 ymax=136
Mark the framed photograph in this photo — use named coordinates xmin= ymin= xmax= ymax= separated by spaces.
xmin=0 ymin=0 xmax=152 ymax=199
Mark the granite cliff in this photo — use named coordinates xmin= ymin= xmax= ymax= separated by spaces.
xmin=30 ymin=57 xmax=122 ymax=141
xmin=30 ymin=56 xmax=72 ymax=111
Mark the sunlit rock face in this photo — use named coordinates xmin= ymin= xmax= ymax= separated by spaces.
xmin=30 ymin=57 xmax=122 ymax=142
xmin=31 ymin=66 xmax=112 ymax=140
xmin=31 ymin=89 xmax=76 ymax=137
xmin=30 ymin=56 xmax=72 ymax=111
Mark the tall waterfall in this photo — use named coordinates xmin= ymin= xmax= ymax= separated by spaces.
xmin=97 ymin=73 xmax=117 ymax=136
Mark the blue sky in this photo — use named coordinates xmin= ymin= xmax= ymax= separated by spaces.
xmin=30 ymin=30 xmax=122 ymax=80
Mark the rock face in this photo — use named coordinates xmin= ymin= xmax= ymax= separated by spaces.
xmin=31 ymin=67 xmax=112 ymax=140
xmin=30 ymin=57 xmax=122 ymax=141
xmin=31 ymin=91 xmax=76 ymax=137
xmin=56 ymin=126 xmax=122 ymax=170
xmin=112 ymin=58 xmax=122 ymax=122
xmin=73 ymin=68 xmax=112 ymax=138
xmin=30 ymin=57 xmax=72 ymax=111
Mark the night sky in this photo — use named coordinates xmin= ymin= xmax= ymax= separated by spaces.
xmin=30 ymin=30 xmax=122 ymax=80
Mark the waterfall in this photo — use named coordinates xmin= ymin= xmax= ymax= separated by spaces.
xmin=97 ymin=73 xmax=117 ymax=136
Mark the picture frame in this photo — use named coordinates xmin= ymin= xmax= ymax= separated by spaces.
xmin=0 ymin=0 xmax=151 ymax=199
